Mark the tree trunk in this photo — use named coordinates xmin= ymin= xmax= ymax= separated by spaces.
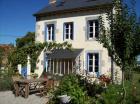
xmin=111 ymin=56 xmax=114 ymax=83
xmin=122 ymin=69 xmax=126 ymax=104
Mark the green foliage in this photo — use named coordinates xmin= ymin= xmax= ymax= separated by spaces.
xmin=100 ymin=84 xmax=124 ymax=104
xmin=16 ymin=32 xmax=35 ymax=48
xmin=99 ymin=0 xmax=140 ymax=69
xmin=8 ymin=41 xmax=72 ymax=70
xmin=133 ymin=66 xmax=140 ymax=72
xmin=48 ymin=73 xmax=140 ymax=104
xmin=92 ymin=80 xmax=140 ymax=104
xmin=0 ymin=77 xmax=13 ymax=91
xmin=50 ymin=74 xmax=91 ymax=104
xmin=0 ymin=69 xmax=14 ymax=91
xmin=0 ymin=47 xmax=4 ymax=68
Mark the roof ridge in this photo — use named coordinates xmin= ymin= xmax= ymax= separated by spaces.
xmin=34 ymin=0 xmax=113 ymax=17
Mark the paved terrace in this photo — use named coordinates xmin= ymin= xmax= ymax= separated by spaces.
xmin=0 ymin=91 xmax=48 ymax=104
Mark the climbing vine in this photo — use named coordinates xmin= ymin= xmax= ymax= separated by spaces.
xmin=8 ymin=41 xmax=72 ymax=70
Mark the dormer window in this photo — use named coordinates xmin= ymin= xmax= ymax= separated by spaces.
xmin=64 ymin=22 xmax=74 ymax=40
xmin=87 ymin=20 xmax=99 ymax=40
xmin=46 ymin=24 xmax=55 ymax=41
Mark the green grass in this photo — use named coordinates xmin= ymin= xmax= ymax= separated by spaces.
xmin=132 ymin=72 xmax=140 ymax=94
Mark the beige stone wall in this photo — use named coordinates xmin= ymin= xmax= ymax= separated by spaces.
xmin=35 ymin=11 xmax=121 ymax=78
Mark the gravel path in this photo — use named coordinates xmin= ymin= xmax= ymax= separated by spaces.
xmin=0 ymin=91 xmax=48 ymax=104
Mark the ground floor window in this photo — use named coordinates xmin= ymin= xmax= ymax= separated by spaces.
xmin=87 ymin=53 xmax=99 ymax=72
xmin=46 ymin=59 xmax=75 ymax=75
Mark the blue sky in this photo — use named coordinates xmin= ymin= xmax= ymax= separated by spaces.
xmin=0 ymin=0 xmax=140 ymax=45
xmin=0 ymin=0 xmax=49 ymax=44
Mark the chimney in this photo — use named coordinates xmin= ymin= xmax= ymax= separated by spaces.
xmin=49 ymin=0 xmax=57 ymax=5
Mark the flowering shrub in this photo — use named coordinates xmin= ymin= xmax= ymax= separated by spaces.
xmin=99 ymin=74 xmax=111 ymax=84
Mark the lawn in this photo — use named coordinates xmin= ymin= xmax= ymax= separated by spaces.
xmin=132 ymin=72 xmax=140 ymax=97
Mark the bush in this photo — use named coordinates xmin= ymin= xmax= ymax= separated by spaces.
xmin=0 ymin=77 xmax=13 ymax=91
xmin=85 ymin=83 xmax=103 ymax=97
xmin=100 ymin=84 xmax=123 ymax=104
xmin=133 ymin=66 xmax=140 ymax=73
xmin=95 ymin=81 xmax=140 ymax=104
xmin=49 ymin=74 xmax=91 ymax=104
xmin=0 ymin=69 xmax=14 ymax=91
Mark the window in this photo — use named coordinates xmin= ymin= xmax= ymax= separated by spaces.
xmin=87 ymin=53 xmax=99 ymax=72
xmin=64 ymin=22 xmax=73 ymax=40
xmin=87 ymin=20 xmax=99 ymax=39
xmin=46 ymin=24 xmax=55 ymax=41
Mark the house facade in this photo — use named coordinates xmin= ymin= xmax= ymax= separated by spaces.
xmin=34 ymin=0 xmax=121 ymax=79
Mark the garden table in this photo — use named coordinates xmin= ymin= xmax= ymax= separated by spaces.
xmin=14 ymin=78 xmax=48 ymax=98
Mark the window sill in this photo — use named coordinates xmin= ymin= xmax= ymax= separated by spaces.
xmin=46 ymin=40 xmax=55 ymax=42
xmin=86 ymin=38 xmax=99 ymax=41
xmin=63 ymin=39 xmax=74 ymax=42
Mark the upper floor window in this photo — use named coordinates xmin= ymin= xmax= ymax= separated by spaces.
xmin=46 ymin=24 xmax=55 ymax=41
xmin=64 ymin=22 xmax=74 ymax=40
xmin=87 ymin=20 xmax=99 ymax=40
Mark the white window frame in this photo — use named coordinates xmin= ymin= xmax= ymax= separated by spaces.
xmin=64 ymin=22 xmax=73 ymax=40
xmin=87 ymin=53 xmax=99 ymax=72
xmin=46 ymin=24 xmax=55 ymax=41
xmin=87 ymin=20 xmax=99 ymax=40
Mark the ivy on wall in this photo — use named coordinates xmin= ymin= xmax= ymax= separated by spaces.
xmin=8 ymin=41 xmax=72 ymax=70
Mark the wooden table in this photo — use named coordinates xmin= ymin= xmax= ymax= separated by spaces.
xmin=14 ymin=78 xmax=48 ymax=98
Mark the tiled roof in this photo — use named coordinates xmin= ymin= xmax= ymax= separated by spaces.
xmin=34 ymin=0 xmax=113 ymax=16
xmin=46 ymin=49 xmax=83 ymax=59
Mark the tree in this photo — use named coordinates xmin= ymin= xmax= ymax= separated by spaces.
xmin=16 ymin=32 xmax=35 ymax=48
xmin=99 ymin=0 xmax=140 ymax=103
xmin=0 ymin=48 xmax=4 ymax=68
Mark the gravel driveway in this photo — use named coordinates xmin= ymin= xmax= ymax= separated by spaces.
xmin=0 ymin=91 xmax=48 ymax=104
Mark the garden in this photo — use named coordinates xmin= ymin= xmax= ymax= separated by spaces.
xmin=0 ymin=0 xmax=140 ymax=104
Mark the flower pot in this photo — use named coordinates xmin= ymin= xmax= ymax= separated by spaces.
xmin=58 ymin=95 xmax=71 ymax=103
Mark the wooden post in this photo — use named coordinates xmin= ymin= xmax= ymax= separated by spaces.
xmin=60 ymin=61 xmax=62 ymax=75
xmin=25 ymin=83 xmax=29 ymax=98
xmin=64 ymin=61 xmax=65 ymax=74
xmin=68 ymin=60 xmax=69 ymax=74
xmin=49 ymin=59 xmax=51 ymax=73
xmin=15 ymin=82 xmax=19 ymax=97
xmin=53 ymin=60 xmax=54 ymax=74
xmin=56 ymin=60 xmax=58 ymax=74
xmin=72 ymin=61 xmax=74 ymax=73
